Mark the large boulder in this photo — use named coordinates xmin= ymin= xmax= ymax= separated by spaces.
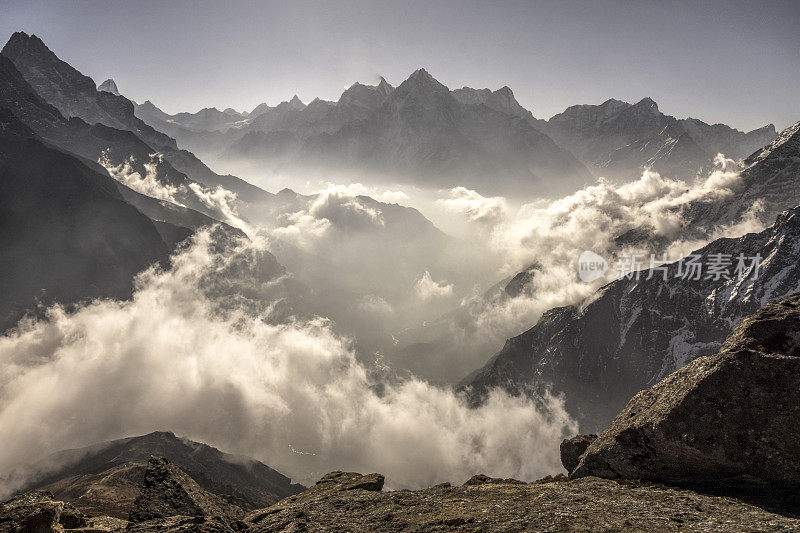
xmin=128 ymin=456 xmax=243 ymax=526
xmin=560 ymin=434 xmax=597 ymax=474
xmin=0 ymin=490 xmax=88 ymax=533
xmin=572 ymin=293 xmax=800 ymax=490
xmin=313 ymin=471 xmax=385 ymax=492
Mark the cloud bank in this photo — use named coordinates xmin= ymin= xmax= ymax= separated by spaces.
xmin=403 ymin=158 xmax=768 ymax=380
xmin=0 ymin=230 xmax=575 ymax=496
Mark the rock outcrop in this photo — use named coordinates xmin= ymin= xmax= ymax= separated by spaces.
xmin=128 ymin=457 xmax=244 ymax=526
xmin=7 ymin=468 xmax=800 ymax=531
xmin=560 ymin=434 xmax=597 ymax=474
xmin=572 ymin=293 xmax=800 ymax=492
xmin=0 ymin=490 xmax=87 ymax=533
xmin=313 ymin=471 xmax=385 ymax=492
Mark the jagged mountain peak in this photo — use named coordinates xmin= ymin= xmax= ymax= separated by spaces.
xmin=406 ymin=67 xmax=446 ymax=87
xmin=376 ymin=75 xmax=393 ymax=95
xmin=495 ymin=85 xmax=514 ymax=98
xmin=450 ymin=84 xmax=534 ymax=120
xmin=248 ymin=102 xmax=271 ymax=118
xmin=338 ymin=78 xmax=394 ymax=110
xmin=744 ymin=119 xmax=800 ymax=168
xmin=410 ymin=67 xmax=433 ymax=80
xmin=598 ymin=98 xmax=631 ymax=113
xmin=98 ymin=78 xmax=119 ymax=95
xmin=2 ymin=30 xmax=93 ymax=89
xmin=632 ymin=96 xmax=659 ymax=113
xmin=5 ymin=31 xmax=43 ymax=50
xmin=749 ymin=123 xmax=777 ymax=136
xmin=395 ymin=67 xmax=449 ymax=96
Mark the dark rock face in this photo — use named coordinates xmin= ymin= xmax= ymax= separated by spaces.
xmin=573 ymin=293 xmax=800 ymax=492
xmin=242 ymin=473 xmax=800 ymax=532
xmin=503 ymin=263 xmax=538 ymax=298
xmin=0 ymin=108 xmax=170 ymax=330
xmin=20 ymin=431 xmax=304 ymax=519
xmin=560 ymin=434 xmax=597 ymax=474
xmin=129 ymin=457 xmax=243 ymax=525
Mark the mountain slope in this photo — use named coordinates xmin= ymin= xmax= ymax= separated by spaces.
xmin=463 ymin=201 xmax=800 ymax=431
xmin=1 ymin=33 xmax=271 ymax=226
xmin=2 ymin=32 xmax=174 ymax=151
xmin=681 ymin=120 xmax=800 ymax=232
xmin=0 ymin=107 xmax=170 ymax=329
xmin=15 ymin=431 xmax=304 ymax=519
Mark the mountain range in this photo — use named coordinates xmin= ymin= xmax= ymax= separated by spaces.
xmin=0 ymin=32 xmax=463 ymax=344
xmin=155 ymin=68 xmax=592 ymax=197
xmin=133 ymin=70 xmax=776 ymax=197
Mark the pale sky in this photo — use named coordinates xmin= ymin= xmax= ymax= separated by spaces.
xmin=1 ymin=0 xmax=798 ymax=131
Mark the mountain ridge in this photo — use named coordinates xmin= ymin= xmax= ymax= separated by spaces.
xmin=11 ymin=431 xmax=304 ymax=519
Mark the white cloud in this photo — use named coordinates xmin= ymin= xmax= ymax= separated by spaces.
xmin=187 ymin=182 xmax=252 ymax=237
xmin=436 ymin=187 xmax=507 ymax=225
xmin=415 ymin=271 xmax=455 ymax=301
xmin=99 ymin=151 xmax=183 ymax=205
xmin=313 ymin=181 xmax=409 ymax=204
xmin=411 ymin=158 xmax=765 ymax=379
xmin=0 ymin=231 xmax=575 ymax=495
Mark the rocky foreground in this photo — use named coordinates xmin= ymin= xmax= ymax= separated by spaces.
xmin=5 ymin=294 xmax=800 ymax=532
xmin=4 ymin=466 xmax=800 ymax=533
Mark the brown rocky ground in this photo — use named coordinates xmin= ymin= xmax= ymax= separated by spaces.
xmin=242 ymin=472 xmax=800 ymax=532
xmin=7 ymin=472 xmax=800 ymax=532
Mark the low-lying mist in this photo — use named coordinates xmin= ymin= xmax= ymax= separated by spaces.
xmin=0 ymin=231 xmax=576 ymax=498
xmin=100 ymin=150 xmax=765 ymax=387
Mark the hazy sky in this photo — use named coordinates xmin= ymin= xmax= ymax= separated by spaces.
xmin=1 ymin=0 xmax=798 ymax=131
